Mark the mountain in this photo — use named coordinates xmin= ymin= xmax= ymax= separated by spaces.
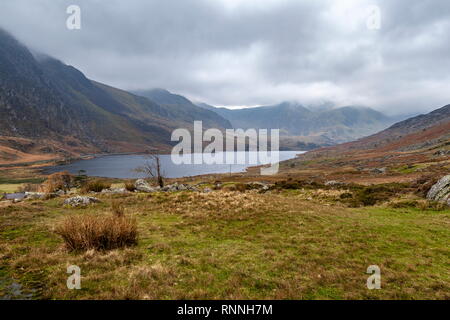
xmin=278 ymin=104 xmax=449 ymax=185
xmin=0 ymin=29 xmax=230 ymax=163
xmin=197 ymin=101 xmax=398 ymax=146
xmin=132 ymin=89 xmax=231 ymax=129
xmin=327 ymin=104 xmax=450 ymax=153
xmin=291 ymin=104 xmax=450 ymax=171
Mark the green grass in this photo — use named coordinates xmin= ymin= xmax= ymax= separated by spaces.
xmin=0 ymin=190 xmax=449 ymax=300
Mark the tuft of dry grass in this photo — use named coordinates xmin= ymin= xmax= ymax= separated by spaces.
xmin=80 ymin=180 xmax=111 ymax=193
xmin=124 ymin=182 xmax=136 ymax=192
xmin=55 ymin=214 xmax=138 ymax=252
xmin=111 ymin=200 xmax=125 ymax=217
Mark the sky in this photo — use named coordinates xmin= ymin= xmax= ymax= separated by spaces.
xmin=0 ymin=0 xmax=449 ymax=115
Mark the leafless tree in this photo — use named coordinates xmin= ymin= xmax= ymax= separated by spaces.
xmin=134 ymin=151 xmax=165 ymax=188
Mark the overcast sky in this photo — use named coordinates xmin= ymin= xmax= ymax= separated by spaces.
xmin=1 ymin=0 xmax=449 ymax=115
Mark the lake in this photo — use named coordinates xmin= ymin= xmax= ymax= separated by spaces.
xmin=44 ymin=151 xmax=304 ymax=179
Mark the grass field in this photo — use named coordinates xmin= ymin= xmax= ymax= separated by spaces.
xmin=0 ymin=184 xmax=22 ymax=194
xmin=1 ymin=188 xmax=449 ymax=300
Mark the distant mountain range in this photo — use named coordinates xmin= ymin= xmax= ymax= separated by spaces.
xmin=197 ymin=101 xmax=403 ymax=148
xmin=0 ymin=29 xmax=230 ymax=162
xmin=300 ymin=104 xmax=450 ymax=160
xmin=0 ymin=28 xmax=446 ymax=165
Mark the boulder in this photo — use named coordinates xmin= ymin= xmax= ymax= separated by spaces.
xmin=371 ymin=168 xmax=387 ymax=174
xmin=246 ymin=182 xmax=271 ymax=191
xmin=325 ymin=180 xmax=345 ymax=187
xmin=101 ymin=188 xmax=129 ymax=194
xmin=25 ymin=192 xmax=46 ymax=200
xmin=427 ymin=175 xmax=450 ymax=206
xmin=64 ymin=196 xmax=101 ymax=207
xmin=134 ymin=179 xmax=160 ymax=193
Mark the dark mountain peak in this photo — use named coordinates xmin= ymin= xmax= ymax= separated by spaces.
xmin=388 ymin=104 xmax=450 ymax=131
xmin=133 ymin=88 xmax=192 ymax=106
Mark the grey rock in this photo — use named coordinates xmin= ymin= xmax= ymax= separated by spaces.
xmin=64 ymin=196 xmax=101 ymax=207
xmin=434 ymin=150 xmax=450 ymax=157
xmin=134 ymin=179 xmax=159 ymax=193
xmin=427 ymin=175 xmax=450 ymax=206
xmin=325 ymin=180 xmax=345 ymax=187
xmin=371 ymin=167 xmax=387 ymax=174
xmin=24 ymin=192 xmax=46 ymax=200
xmin=101 ymin=188 xmax=129 ymax=194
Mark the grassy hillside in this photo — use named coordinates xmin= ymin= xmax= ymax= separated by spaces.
xmin=1 ymin=185 xmax=448 ymax=299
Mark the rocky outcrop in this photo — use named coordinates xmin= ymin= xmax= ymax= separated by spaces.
xmin=25 ymin=192 xmax=47 ymax=200
xmin=101 ymin=188 xmax=129 ymax=194
xmin=134 ymin=179 xmax=160 ymax=193
xmin=427 ymin=175 xmax=450 ymax=206
xmin=64 ymin=196 xmax=101 ymax=207
xmin=134 ymin=180 xmax=199 ymax=193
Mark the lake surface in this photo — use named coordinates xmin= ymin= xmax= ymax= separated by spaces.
xmin=44 ymin=151 xmax=304 ymax=179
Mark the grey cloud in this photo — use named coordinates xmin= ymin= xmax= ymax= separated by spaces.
xmin=0 ymin=0 xmax=449 ymax=115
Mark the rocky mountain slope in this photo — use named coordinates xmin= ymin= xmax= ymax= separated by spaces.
xmin=0 ymin=29 xmax=230 ymax=163
xmin=132 ymin=89 xmax=231 ymax=129
xmin=281 ymin=104 xmax=450 ymax=184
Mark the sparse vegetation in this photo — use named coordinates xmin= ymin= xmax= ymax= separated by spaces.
xmin=16 ymin=183 xmax=40 ymax=193
xmin=111 ymin=200 xmax=125 ymax=217
xmin=80 ymin=180 xmax=111 ymax=193
xmin=0 ymin=186 xmax=448 ymax=299
xmin=124 ymin=182 xmax=136 ymax=192
xmin=40 ymin=171 xmax=74 ymax=193
xmin=134 ymin=152 xmax=165 ymax=188
xmin=55 ymin=213 xmax=138 ymax=252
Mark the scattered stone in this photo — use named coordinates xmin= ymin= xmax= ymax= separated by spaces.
xmin=134 ymin=179 xmax=160 ymax=193
xmin=202 ymin=187 xmax=213 ymax=193
xmin=24 ymin=192 xmax=46 ymax=200
xmin=246 ymin=182 xmax=271 ymax=191
xmin=325 ymin=180 xmax=345 ymax=187
xmin=427 ymin=175 xmax=450 ymax=206
xmin=64 ymin=196 xmax=101 ymax=207
xmin=101 ymin=188 xmax=129 ymax=194
xmin=433 ymin=150 xmax=450 ymax=156
xmin=134 ymin=179 xmax=199 ymax=193
xmin=371 ymin=167 xmax=387 ymax=174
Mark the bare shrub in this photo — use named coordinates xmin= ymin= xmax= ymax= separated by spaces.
xmin=40 ymin=171 xmax=74 ymax=193
xmin=134 ymin=152 xmax=165 ymax=188
xmin=56 ymin=214 xmax=138 ymax=251
xmin=80 ymin=180 xmax=111 ymax=193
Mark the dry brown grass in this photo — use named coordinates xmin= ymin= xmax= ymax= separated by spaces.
xmin=124 ymin=182 xmax=136 ymax=192
xmin=80 ymin=180 xmax=111 ymax=193
xmin=55 ymin=214 xmax=138 ymax=252
xmin=1 ymin=187 xmax=449 ymax=300
xmin=111 ymin=200 xmax=125 ymax=217
xmin=39 ymin=171 xmax=73 ymax=193
xmin=16 ymin=183 xmax=40 ymax=193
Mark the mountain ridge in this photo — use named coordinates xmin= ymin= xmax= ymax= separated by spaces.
xmin=197 ymin=101 xmax=400 ymax=145
xmin=0 ymin=28 xmax=231 ymax=163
